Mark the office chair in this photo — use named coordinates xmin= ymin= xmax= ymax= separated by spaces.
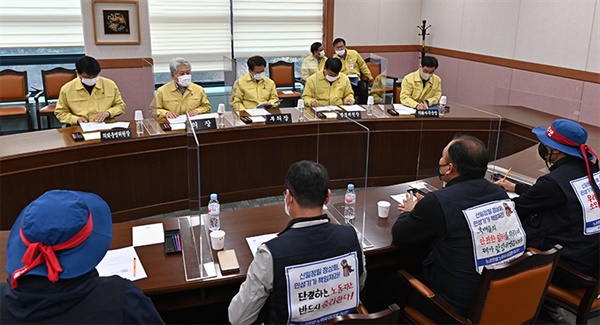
xmin=268 ymin=60 xmax=301 ymax=106
xmin=365 ymin=57 xmax=397 ymax=104
xmin=545 ymin=262 xmax=600 ymax=324
xmin=34 ymin=67 xmax=76 ymax=130
xmin=397 ymin=245 xmax=561 ymax=324
xmin=0 ymin=69 xmax=33 ymax=132
xmin=323 ymin=304 xmax=400 ymax=324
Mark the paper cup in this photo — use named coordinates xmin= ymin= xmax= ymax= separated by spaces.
xmin=210 ymin=230 xmax=226 ymax=250
xmin=377 ymin=201 xmax=391 ymax=218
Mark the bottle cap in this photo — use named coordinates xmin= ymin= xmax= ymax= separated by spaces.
xmin=440 ymin=96 xmax=447 ymax=105
xmin=217 ymin=103 xmax=225 ymax=113
xmin=134 ymin=110 xmax=143 ymax=121
xmin=210 ymin=193 xmax=218 ymax=200
xmin=297 ymin=99 xmax=304 ymax=109
xmin=348 ymin=184 xmax=354 ymax=190
xmin=367 ymin=96 xmax=374 ymax=105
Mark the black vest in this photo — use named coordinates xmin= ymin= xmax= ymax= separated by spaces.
xmin=427 ymin=178 xmax=509 ymax=316
xmin=263 ymin=216 xmax=364 ymax=324
xmin=525 ymin=158 xmax=600 ymax=275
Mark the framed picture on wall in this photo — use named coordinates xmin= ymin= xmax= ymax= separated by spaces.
xmin=92 ymin=0 xmax=141 ymax=45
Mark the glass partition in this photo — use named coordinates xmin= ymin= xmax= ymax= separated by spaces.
xmin=367 ymin=54 xmax=389 ymax=105
xmin=144 ymin=89 xmax=162 ymax=135
xmin=224 ymin=56 xmax=244 ymax=127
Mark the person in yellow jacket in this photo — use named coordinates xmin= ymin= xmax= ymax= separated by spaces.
xmin=332 ymin=38 xmax=373 ymax=104
xmin=400 ymin=56 xmax=442 ymax=110
xmin=153 ymin=58 xmax=211 ymax=119
xmin=230 ymin=56 xmax=279 ymax=111
xmin=55 ymin=56 xmax=125 ymax=126
xmin=302 ymin=58 xmax=354 ymax=107
xmin=301 ymin=42 xmax=327 ymax=81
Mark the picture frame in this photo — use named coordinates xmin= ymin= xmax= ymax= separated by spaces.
xmin=92 ymin=0 xmax=141 ymax=45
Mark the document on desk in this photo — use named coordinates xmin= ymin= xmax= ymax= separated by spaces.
xmin=392 ymin=104 xmax=417 ymax=115
xmin=314 ymin=106 xmax=340 ymax=112
xmin=96 ymin=246 xmax=147 ymax=281
xmin=340 ymin=105 xmax=366 ymax=112
xmin=132 ymin=223 xmax=164 ymax=247
xmin=80 ymin=122 xmax=131 ymax=132
xmin=167 ymin=115 xmax=187 ymax=124
xmin=82 ymin=132 xmax=101 ymax=141
xmin=247 ymin=108 xmax=271 ymax=116
xmin=246 ymin=233 xmax=278 ymax=257
xmin=190 ymin=113 xmax=219 ymax=120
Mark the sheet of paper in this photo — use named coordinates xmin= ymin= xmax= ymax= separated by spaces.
xmin=249 ymin=116 xmax=266 ymax=123
xmin=247 ymin=108 xmax=271 ymax=116
xmin=409 ymin=181 xmax=428 ymax=189
xmin=392 ymin=103 xmax=417 ymax=115
xmin=323 ymin=112 xmax=338 ymax=119
xmin=82 ymin=132 xmax=101 ymax=140
xmin=314 ymin=106 xmax=340 ymax=112
xmin=390 ymin=194 xmax=405 ymax=204
xmin=80 ymin=122 xmax=131 ymax=132
xmin=282 ymin=90 xmax=294 ymax=95
xmin=170 ymin=123 xmax=186 ymax=130
xmin=132 ymin=223 xmax=164 ymax=247
xmin=167 ymin=115 xmax=187 ymax=124
xmin=340 ymin=105 xmax=366 ymax=112
xmin=246 ymin=233 xmax=278 ymax=257
xmin=508 ymin=192 xmax=519 ymax=199
xmin=96 ymin=246 xmax=147 ymax=281
xmin=190 ymin=112 xmax=219 ymax=120
xmin=203 ymin=262 xmax=217 ymax=277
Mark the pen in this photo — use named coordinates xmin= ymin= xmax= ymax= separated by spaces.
xmin=133 ymin=257 xmax=137 ymax=277
xmin=501 ymin=167 xmax=512 ymax=182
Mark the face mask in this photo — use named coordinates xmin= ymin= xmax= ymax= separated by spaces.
xmin=325 ymin=74 xmax=339 ymax=82
xmin=537 ymin=143 xmax=548 ymax=161
xmin=438 ymin=163 xmax=449 ymax=181
xmin=252 ymin=72 xmax=265 ymax=81
xmin=284 ymin=193 xmax=291 ymax=217
xmin=319 ymin=50 xmax=325 ymax=57
xmin=420 ymin=70 xmax=433 ymax=80
xmin=81 ymin=76 xmax=99 ymax=86
xmin=177 ymin=74 xmax=192 ymax=87
xmin=335 ymin=49 xmax=345 ymax=56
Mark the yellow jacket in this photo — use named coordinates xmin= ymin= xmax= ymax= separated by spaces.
xmin=400 ymin=69 xmax=442 ymax=108
xmin=230 ymin=73 xmax=279 ymax=111
xmin=55 ymin=77 xmax=125 ymax=125
xmin=154 ymin=81 xmax=211 ymax=118
xmin=301 ymin=54 xmax=327 ymax=81
xmin=333 ymin=49 xmax=373 ymax=81
xmin=302 ymin=71 xmax=355 ymax=106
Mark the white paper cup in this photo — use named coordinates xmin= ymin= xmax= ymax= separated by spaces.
xmin=210 ymin=230 xmax=225 ymax=250
xmin=377 ymin=201 xmax=391 ymax=218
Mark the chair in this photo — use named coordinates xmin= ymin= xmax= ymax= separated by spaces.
xmin=365 ymin=57 xmax=398 ymax=104
xmin=397 ymin=245 xmax=561 ymax=324
xmin=0 ymin=69 xmax=33 ymax=132
xmin=545 ymin=262 xmax=600 ymax=324
xmin=34 ymin=67 xmax=76 ymax=129
xmin=268 ymin=61 xmax=301 ymax=106
xmin=323 ymin=304 xmax=400 ymax=324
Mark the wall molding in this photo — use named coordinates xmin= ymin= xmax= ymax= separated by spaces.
xmin=97 ymin=58 xmax=154 ymax=69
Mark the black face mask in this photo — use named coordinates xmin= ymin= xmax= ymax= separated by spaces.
xmin=538 ymin=143 xmax=548 ymax=161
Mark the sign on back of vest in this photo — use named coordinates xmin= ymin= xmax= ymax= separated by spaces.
xmin=285 ymin=252 xmax=359 ymax=324
xmin=463 ymin=199 xmax=526 ymax=274
xmin=570 ymin=171 xmax=600 ymax=235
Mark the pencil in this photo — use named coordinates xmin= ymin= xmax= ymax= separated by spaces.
xmin=133 ymin=257 xmax=137 ymax=277
xmin=501 ymin=167 xmax=512 ymax=182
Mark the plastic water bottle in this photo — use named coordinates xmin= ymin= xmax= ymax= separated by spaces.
xmin=344 ymin=184 xmax=356 ymax=222
xmin=217 ymin=103 xmax=225 ymax=128
xmin=366 ymin=96 xmax=374 ymax=116
xmin=439 ymin=96 xmax=447 ymax=117
xmin=208 ymin=193 xmax=220 ymax=231
xmin=297 ymin=99 xmax=305 ymax=122
xmin=134 ymin=110 xmax=143 ymax=136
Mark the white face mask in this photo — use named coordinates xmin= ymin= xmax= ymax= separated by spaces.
xmin=177 ymin=74 xmax=192 ymax=87
xmin=325 ymin=74 xmax=339 ymax=82
xmin=319 ymin=50 xmax=325 ymax=57
xmin=284 ymin=193 xmax=291 ymax=217
xmin=81 ymin=76 xmax=99 ymax=86
xmin=420 ymin=70 xmax=433 ymax=80
xmin=252 ymin=72 xmax=265 ymax=81
xmin=335 ymin=49 xmax=345 ymax=56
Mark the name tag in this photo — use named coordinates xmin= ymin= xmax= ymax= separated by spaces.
xmin=463 ymin=199 xmax=526 ymax=274
xmin=337 ymin=111 xmax=361 ymax=120
xmin=265 ymin=113 xmax=292 ymax=125
xmin=570 ymin=171 xmax=600 ymax=235
xmin=100 ymin=128 xmax=132 ymax=141
xmin=415 ymin=109 xmax=439 ymax=118
xmin=191 ymin=118 xmax=217 ymax=130
xmin=285 ymin=252 xmax=359 ymax=324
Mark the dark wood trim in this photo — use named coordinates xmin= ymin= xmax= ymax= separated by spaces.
xmin=352 ymin=45 xmax=421 ymax=53
xmin=323 ymin=0 xmax=335 ymax=56
xmin=96 ymin=57 xmax=154 ymax=69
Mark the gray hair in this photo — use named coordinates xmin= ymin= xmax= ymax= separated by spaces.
xmin=169 ymin=57 xmax=191 ymax=74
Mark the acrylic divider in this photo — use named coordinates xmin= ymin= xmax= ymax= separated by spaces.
xmin=367 ymin=54 xmax=390 ymax=105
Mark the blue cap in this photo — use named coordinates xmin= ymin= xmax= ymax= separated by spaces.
xmin=210 ymin=193 xmax=218 ymax=200
xmin=348 ymin=184 xmax=354 ymax=190
xmin=532 ymin=119 xmax=589 ymax=160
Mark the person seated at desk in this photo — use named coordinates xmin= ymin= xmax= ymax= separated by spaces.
xmin=302 ymin=58 xmax=355 ymax=107
xmin=0 ymin=190 xmax=163 ymax=324
xmin=230 ymin=55 xmax=279 ymax=111
xmin=400 ymin=56 xmax=442 ymax=110
xmin=391 ymin=135 xmax=513 ymax=322
xmin=332 ymin=38 xmax=373 ymax=104
xmin=496 ymin=119 xmax=599 ymax=288
xmin=55 ymin=56 xmax=125 ymax=125
xmin=229 ymin=160 xmax=366 ymax=325
xmin=153 ymin=57 xmax=211 ymax=119
xmin=301 ymin=42 xmax=327 ymax=82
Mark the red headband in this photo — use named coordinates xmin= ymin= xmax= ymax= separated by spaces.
xmin=11 ymin=212 xmax=93 ymax=289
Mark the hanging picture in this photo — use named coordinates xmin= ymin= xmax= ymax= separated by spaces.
xmin=92 ymin=0 xmax=140 ymax=45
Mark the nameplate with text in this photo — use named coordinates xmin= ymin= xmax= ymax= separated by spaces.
xmin=191 ymin=118 xmax=217 ymax=130
xmin=415 ymin=109 xmax=439 ymax=118
xmin=100 ymin=128 xmax=132 ymax=141
xmin=337 ymin=111 xmax=362 ymax=120
xmin=265 ymin=113 xmax=292 ymax=125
